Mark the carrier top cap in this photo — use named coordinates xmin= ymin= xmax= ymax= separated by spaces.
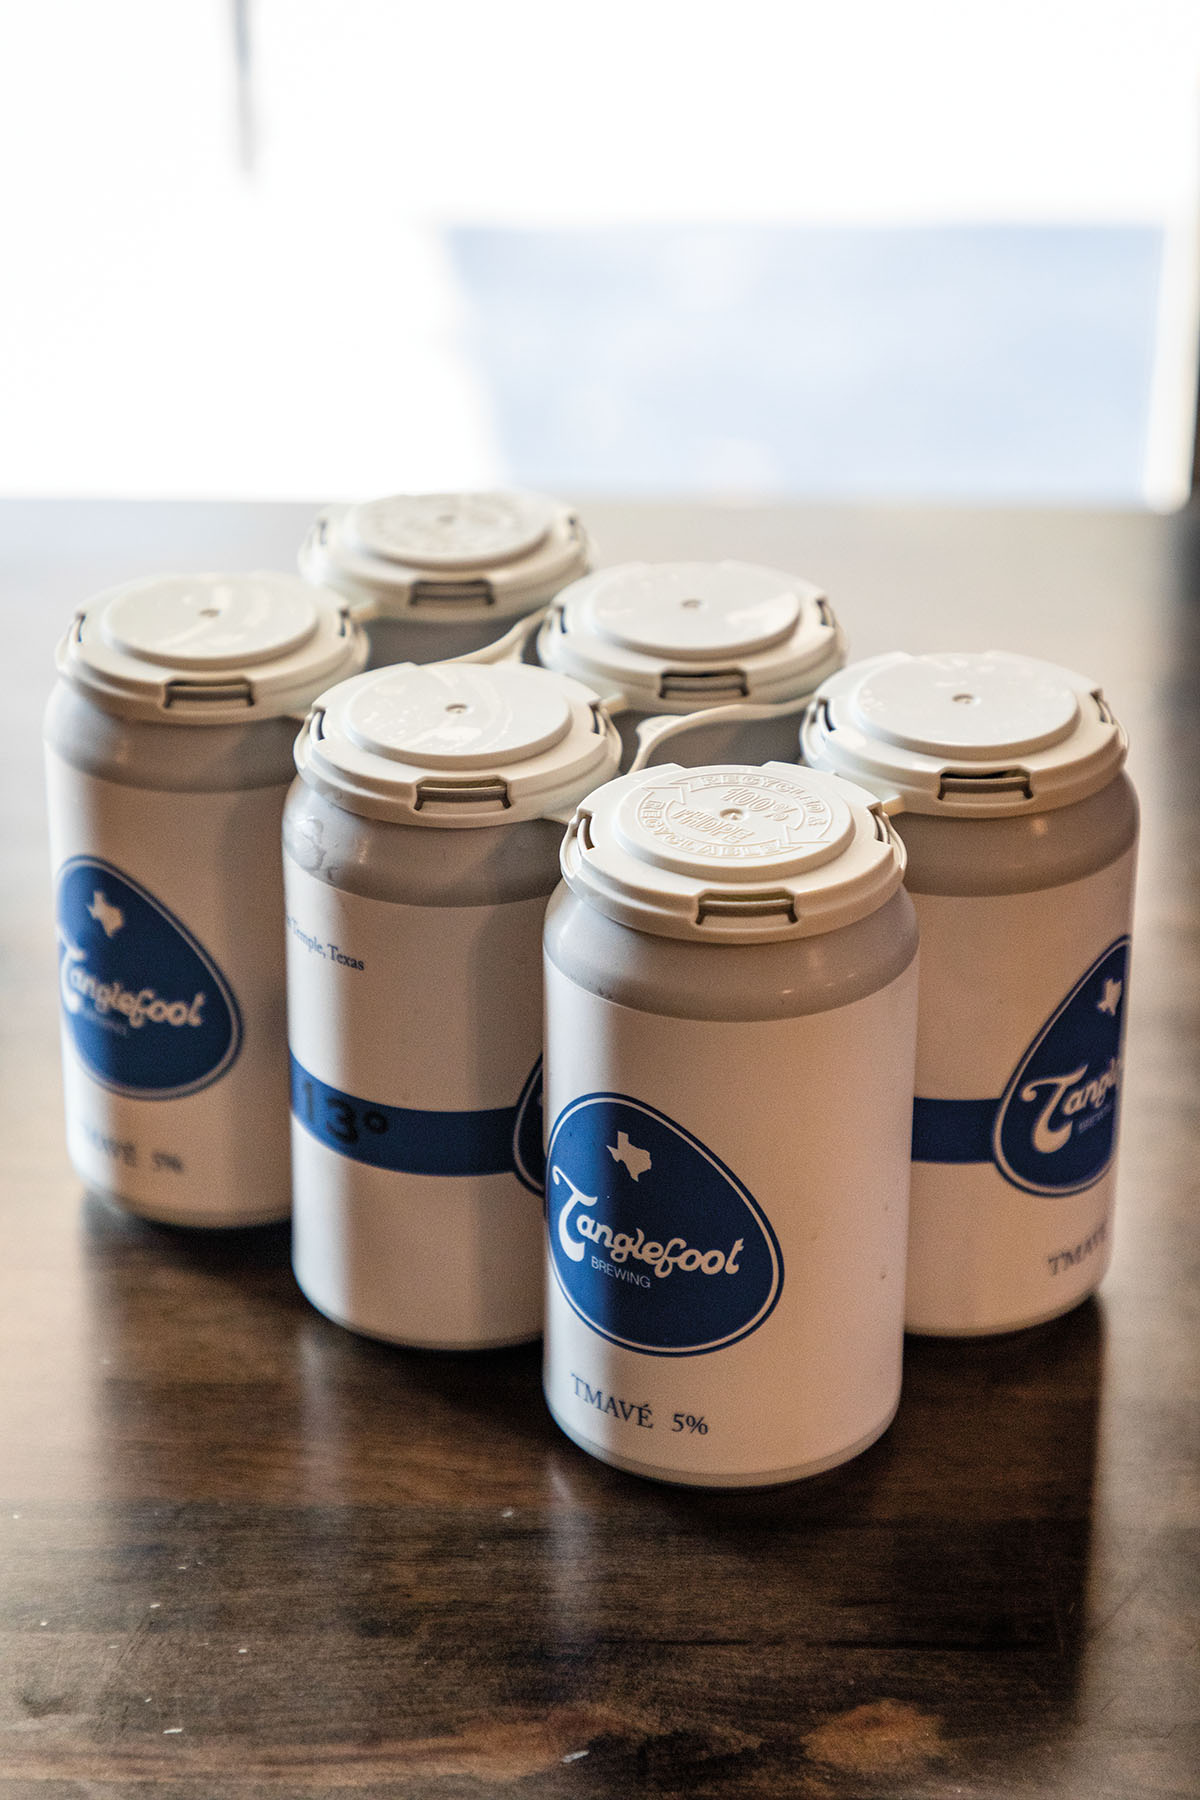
xmin=536 ymin=560 xmax=844 ymax=710
xmin=299 ymin=489 xmax=591 ymax=622
xmin=561 ymin=762 xmax=906 ymax=943
xmin=56 ymin=572 xmax=367 ymax=724
xmin=295 ymin=660 xmax=621 ymax=827
xmin=582 ymin=561 xmax=802 ymax=660
xmin=801 ymin=651 xmax=1127 ymax=817
xmin=345 ymin=491 xmax=553 ymax=569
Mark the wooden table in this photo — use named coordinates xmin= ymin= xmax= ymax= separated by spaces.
xmin=2 ymin=500 xmax=1196 ymax=1798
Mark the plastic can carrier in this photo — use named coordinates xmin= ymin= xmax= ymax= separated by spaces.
xmin=44 ymin=571 xmax=367 ymax=1227
xmin=542 ymin=760 xmax=919 ymax=1486
xmin=284 ymin=657 xmax=621 ymax=1350
xmin=299 ymin=489 xmax=592 ymax=668
xmin=535 ymin=559 xmax=844 ymax=769
xmin=801 ymin=649 xmax=1138 ymax=1335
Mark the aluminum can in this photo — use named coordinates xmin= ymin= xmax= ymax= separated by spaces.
xmin=44 ymin=572 xmax=367 ymax=1226
xmin=300 ymin=489 xmax=592 ymax=668
xmin=284 ymin=659 xmax=621 ymax=1349
xmin=535 ymin=560 xmax=844 ymax=767
xmin=802 ymin=650 xmax=1138 ymax=1335
xmin=542 ymin=761 xmax=918 ymax=1486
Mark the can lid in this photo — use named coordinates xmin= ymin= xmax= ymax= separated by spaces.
xmin=299 ymin=489 xmax=591 ymax=623
xmin=294 ymin=660 xmax=622 ymax=827
xmin=56 ymin=572 xmax=368 ymax=724
xmin=561 ymin=762 xmax=906 ymax=942
xmin=801 ymin=651 xmax=1127 ymax=816
xmin=536 ymin=560 xmax=844 ymax=710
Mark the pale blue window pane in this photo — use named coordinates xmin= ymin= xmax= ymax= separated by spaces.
xmin=447 ymin=226 xmax=1164 ymax=502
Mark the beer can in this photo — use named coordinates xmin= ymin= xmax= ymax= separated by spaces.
xmin=45 ymin=572 xmax=367 ymax=1226
xmin=285 ymin=659 xmax=621 ymax=1348
xmin=299 ymin=489 xmax=591 ymax=668
xmin=542 ymin=761 xmax=918 ymax=1485
xmin=535 ymin=560 xmax=844 ymax=767
xmin=801 ymin=650 xmax=1137 ymax=1334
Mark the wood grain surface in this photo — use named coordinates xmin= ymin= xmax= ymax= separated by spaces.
xmin=1 ymin=500 xmax=1196 ymax=1798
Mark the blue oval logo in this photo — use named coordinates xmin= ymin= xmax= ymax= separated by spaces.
xmin=511 ymin=1057 xmax=545 ymax=1195
xmin=993 ymin=937 xmax=1129 ymax=1195
xmin=55 ymin=857 xmax=241 ymax=1099
xmin=545 ymin=1093 xmax=783 ymax=1356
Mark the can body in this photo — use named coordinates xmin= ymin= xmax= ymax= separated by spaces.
xmin=284 ymin=785 xmax=561 ymax=1348
xmin=299 ymin=490 xmax=593 ymax=671
xmin=900 ymin=775 xmax=1138 ymax=1334
xmin=45 ymin=685 xmax=297 ymax=1226
xmin=542 ymin=885 xmax=919 ymax=1486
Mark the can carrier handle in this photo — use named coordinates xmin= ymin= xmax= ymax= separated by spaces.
xmin=626 ymin=696 xmax=812 ymax=772
xmin=448 ymin=608 xmax=550 ymax=666
xmin=627 ymin=705 xmax=910 ymax=816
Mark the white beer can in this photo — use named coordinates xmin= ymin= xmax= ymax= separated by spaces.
xmin=284 ymin=660 xmax=621 ymax=1349
xmin=801 ymin=651 xmax=1138 ymax=1335
xmin=299 ymin=489 xmax=592 ymax=668
xmin=44 ymin=572 xmax=367 ymax=1227
xmin=535 ymin=560 xmax=845 ymax=768
xmin=542 ymin=761 xmax=918 ymax=1486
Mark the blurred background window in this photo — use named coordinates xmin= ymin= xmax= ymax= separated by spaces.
xmin=3 ymin=0 xmax=1198 ymax=505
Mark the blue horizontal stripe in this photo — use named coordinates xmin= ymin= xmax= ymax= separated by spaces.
xmin=290 ymin=1054 xmax=518 ymax=1176
xmin=911 ymin=1096 xmax=999 ymax=1164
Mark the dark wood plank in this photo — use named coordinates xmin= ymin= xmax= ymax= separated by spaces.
xmin=1 ymin=500 xmax=1197 ymax=1797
